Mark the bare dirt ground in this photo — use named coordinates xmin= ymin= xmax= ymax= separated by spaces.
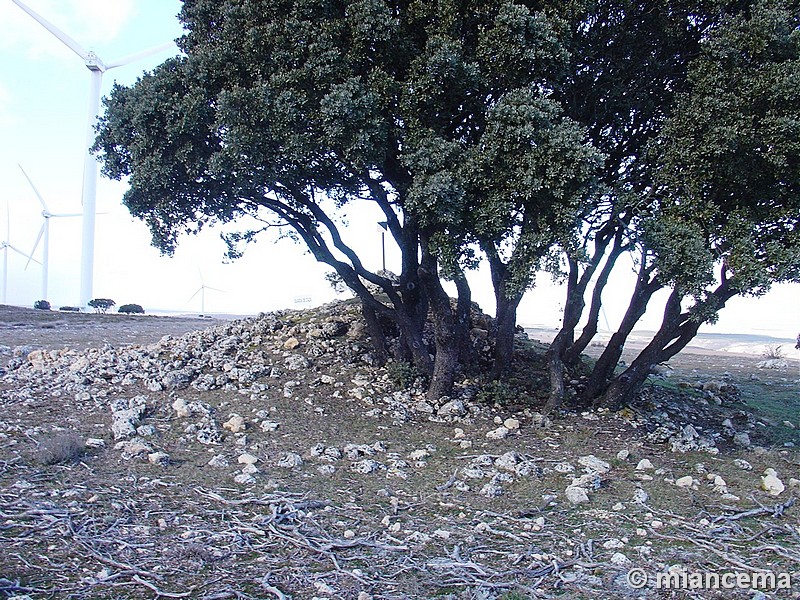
xmin=0 ymin=303 xmax=798 ymax=600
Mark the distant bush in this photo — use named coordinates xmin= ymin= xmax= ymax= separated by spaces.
xmin=59 ymin=306 xmax=81 ymax=312
xmin=763 ymin=345 xmax=784 ymax=360
xmin=88 ymin=298 xmax=116 ymax=314
xmin=33 ymin=300 xmax=51 ymax=310
xmin=118 ymin=303 xmax=145 ymax=314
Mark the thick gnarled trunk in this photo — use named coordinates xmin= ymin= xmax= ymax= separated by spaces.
xmin=418 ymin=240 xmax=472 ymax=401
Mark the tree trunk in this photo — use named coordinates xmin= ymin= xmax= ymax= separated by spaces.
xmin=581 ymin=266 xmax=662 ymax=404
xmin=361 ymin=304 xmax=388 ymax=366
xmin=599 ymin=279 xmax=737 ymax=409
xmin=485 ymin=250 xmax=524 ymax=378
xmin=545 ymin=258 xmax=583 ymax=410
xmin=418 ymin=240 xmax=469 ymax=401
xmin=563 ymin=236 xmax=626 ymax=366
xmin=492 ymin=292 xmax=523 ymax=378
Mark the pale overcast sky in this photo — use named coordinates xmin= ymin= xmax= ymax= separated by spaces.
xmin=0 ymin=0 xmax=796 ymax=342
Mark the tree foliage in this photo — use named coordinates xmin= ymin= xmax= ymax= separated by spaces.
xmin=94 ymin=0 xmax=800 ymax=408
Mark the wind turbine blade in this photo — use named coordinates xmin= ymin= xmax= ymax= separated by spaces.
xmin=11 ymin=0 xmax=90 ymax=60
xmin=9 ymin=244 xmax=41 ymax=264
xmin=52 ymin=213 xmax=83 ymax=218
xmin=25 ymin=223 xmax=46 ymax=269
xmin=187 ymin=288 xmax=202 ymax=302
xmin=105 ymin=42 xmax=177 ymax=69
xmin=205 ymin=286 xmax=225 ymax=293
xmin=18 ymin=164 xmax=49 ymax=212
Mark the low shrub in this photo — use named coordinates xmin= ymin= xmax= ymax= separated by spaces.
xmin=33 ymin=432 xmax=86 ymax=466
xmin=386 ymin=360 xmax=427 ymax=389
xmin=59 ymin=306 xmax=81 ymax=312
xmin=33 ymin=300 xmax=51 ymax=310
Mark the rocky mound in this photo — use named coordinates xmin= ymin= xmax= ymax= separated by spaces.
xmin=1 ymin=300 xmax=797 ymax=599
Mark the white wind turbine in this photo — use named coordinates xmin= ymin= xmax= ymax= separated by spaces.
xmin=19 ymin=165 xmax=81 ymax=301
xmin=1 ymin=198 xmax=40 ymax=305
xmin=188 ymin=272 xmax=224 ymax=317
xmin=11 ymin=0 xmax=177 ymax=307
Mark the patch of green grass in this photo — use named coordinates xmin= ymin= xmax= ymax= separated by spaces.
xmin=738 ymin=380 xmax=800 ymax=445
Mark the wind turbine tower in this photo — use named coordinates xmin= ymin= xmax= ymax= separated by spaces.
xmin=11 ymin=0 xmax=176 ymax=307
xmin=19 ymin=165 xmax=81 ymax=301
xmin=1 ymin=199 xmax=39 ymax=305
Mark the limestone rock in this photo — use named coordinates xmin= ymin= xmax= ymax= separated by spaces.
xmin=578 ymin=454 xmax=611 ymax=474
xmin=172 ymin=398 xmax=191 ymax=418
xmin=675 ymin=475 xmax=695 ymax=488
xmin=223 ymin=414 xmax=246 ymax=433
xmin=148 ymin=452 xmax=170 ymax=466
xmin=207 ymin=455 xmax=229 ymax=468
xmin=486 ymin=426 xmax=510 ymax=440
xmin=761 ymin=469 xmax=785 ymax=496
xmin=437 ymin=398 xmax=467 ymax=418
xmin=565 ymin=486 xmax=590 ymax=505
xmin=277 ymin=452 xmax=304 ymax=469
xmin=283 ymin=337 xmax=300 ymax=350
xmin=237 ymin=453 xmax=258 ymax=466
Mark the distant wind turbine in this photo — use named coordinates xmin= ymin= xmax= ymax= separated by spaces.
xmin=11 ymin=0 xmax=177 ymax=307
xmin=19 ymin=165 xmax=81 ymax=301
xmin=188 ymin=272 xmax=224 ymax=316
xmin=1 ymin=198 xmax=39 ymax=305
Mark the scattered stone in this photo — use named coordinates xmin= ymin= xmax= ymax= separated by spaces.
xmin=223 ymin=414 xmax=246 ymax=433
xmin=285 ymin=354 xmax=311 ymax=370
xmin=565 ymin=486 xmax=590 ymax=505
xmin=616 ymin=449 xmax=630 ymax=461
xmin=85 ymin=438 xmax=105 ymax=449
xmin=755 ymin=358 xmax=788 ymax=369
xmin=578 ymin=455 xmax=611 ymax=474
xmin=407 ymin=449 xmax=431 ymax=461
xmin=733 ymin=459 xmax=753 ymax=471
xmin=761 ymin=469 xmax=785 ymax=496
xmin=277 ymin=453 xmax=304 ymax=469
xmin=636 ymin=459 xmax=654 ymax=471
xmin=260 ymin=420 xmax=280 ymax=432
xmin=503 ymin=418 xmax=520 ymax=430
xmin=172 ymin=398 xmax=191 ymax=418
xmin=675 ymin=476 xmax=695 ymax=488
xmin=351 ymin=459 xmax=382 ymax=474
xmin=237 ymin=453 xmax=258 ymax=465
xmin=632 ymin=488 xmax=649 ymax=504
xmin=115 ymin=438 xmax=153 ymax=460
xmin=208 ymin=455 xmax=229 ymax=468
xmin=437 ymin=398 xmax=467 ymax=418
xmin=148 ymin=452 xmax=170 ymax=466
xmin=234 ymin=473 xmax=256 ymax=484
xmin=283 ymin=337 xmax=300 ymax=350
xmin=732 ymin=432 xmax=751 ymax=448
xmin=486 ymin=426 xmax=510 ymax=440
xmin=610 ymin=552 xmax=630 ymax=565
xmin=494 ymin=451 xmax=521 ymax=471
